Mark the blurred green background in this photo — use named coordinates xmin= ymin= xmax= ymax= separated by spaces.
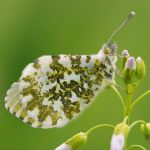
xmin=0 ymin=0 xmax=150 ymax=149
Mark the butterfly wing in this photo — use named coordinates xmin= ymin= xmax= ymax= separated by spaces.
xmin=5 ymin=55 xmax=114 ymax=128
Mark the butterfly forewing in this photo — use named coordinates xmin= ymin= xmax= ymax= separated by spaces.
xmin=5 ymin=54 xmax=114 ymax=128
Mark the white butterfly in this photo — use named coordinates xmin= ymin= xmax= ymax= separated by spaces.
xmin=5 ymin=12 xmax=135 ymax=129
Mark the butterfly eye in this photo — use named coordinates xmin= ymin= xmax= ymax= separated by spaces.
xmin=104 ymin=48 xmax=111 ymax=54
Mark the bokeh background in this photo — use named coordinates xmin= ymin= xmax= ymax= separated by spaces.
xmin=0 ymin=0 xmax=150 ymax=149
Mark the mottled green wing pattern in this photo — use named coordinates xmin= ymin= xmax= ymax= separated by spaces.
xmin=5 ymin=54 xmax=114 ymax=128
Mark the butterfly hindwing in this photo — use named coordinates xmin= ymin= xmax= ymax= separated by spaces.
xmin=5 ymin=54 xmax=114 ymax=128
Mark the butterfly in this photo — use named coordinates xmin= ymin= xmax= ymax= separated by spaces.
xmin=5 ymin=11 xmax=135 ymax=129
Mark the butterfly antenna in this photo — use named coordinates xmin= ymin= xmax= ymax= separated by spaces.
xmin=107 ymin=11 xmax=135 ymax=45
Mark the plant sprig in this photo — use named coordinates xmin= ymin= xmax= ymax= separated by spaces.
xmin=55 ymin=50 xmax=150 ymax=150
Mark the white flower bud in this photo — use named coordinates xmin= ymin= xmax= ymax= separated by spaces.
xmin=125 ymin=57 xmax=136 ymax=70
xmin=55 ymin=143 xmax=71 ymax=150
xmin=110 ymin=122 xmax=129 ymax=150
xmin=110 ymin=134 xmax=125 ymax=150
xmin=121 ymin=50 xmax=130 ymax=71
xmin=122 ymin=50 xmax=129 ymax=57
xmin=55 ymin=132 xmax=87 ymax=150
xmin=135 ymin=57 xmax=146 ymax=79
xmin=123 ymin=57 xmax=136 ymax=84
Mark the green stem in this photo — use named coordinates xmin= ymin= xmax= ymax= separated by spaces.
xmin=127 ymin=145 xmax=146 ymax=150
xmin=123 ymin=84 xmax=136 ymax=150
xmin=131 ymin=90 xmax=150 ymax=109
xmin=85 ymin=124 xmax=114 ymax=136
xmin=124 ymin=94 xmax=133 ymax=121
xmin=130 ymin=120 xmax=145 ymax=131
xmin=111 ymin=85 xmax=125 ymax=109
xmin=124 ymin=83 xmax=137 ymax=122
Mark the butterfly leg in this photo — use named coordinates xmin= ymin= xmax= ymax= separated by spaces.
xmin=106 ymin=80 xmax=125 ymax=92
xmin=115 ymin=66 xmax=123 ymax=77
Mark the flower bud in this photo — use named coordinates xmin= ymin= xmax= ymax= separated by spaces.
xmin=123 ymin=57 xmax=136 ymax=84
xmin=125 ymin=57 xmax=136 ymax=70
xmin=110 ymin=123 xmax=129 ymax=150
xmin=141 ymin=123 xmax=150 ymax=140
xmin=121 ymin=50 xmax=130 ymax=70
xmin=110 ymin=134 xmax=125 ymax=150
xmin=114 ymin=122 xmax=129 ymax=137
xmin=55 ymin=143 xmax=71 ymax=150
xmin=135 ymin=57 xmax=146 ymax=79
xmin=55 ymin=132 xmax=87 ymax=150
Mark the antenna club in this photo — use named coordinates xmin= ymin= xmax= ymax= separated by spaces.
xmin=129 ymin=11 xmax=135 ymax=18
xmin=130 ymin=11 xmax=136 ymax=16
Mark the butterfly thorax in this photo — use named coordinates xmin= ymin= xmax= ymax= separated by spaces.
xmin=98 ymin=42 xmax=117 ymax=70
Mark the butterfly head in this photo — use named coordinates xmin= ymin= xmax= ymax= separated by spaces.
xmin=98 ymin=42 xmax=118 ymax=65
xmin=103 ymin=42 xmax=117 ymax=55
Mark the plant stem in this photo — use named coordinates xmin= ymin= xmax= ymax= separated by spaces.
xmin=131 ymin=90 xmax=150 ymax=109
xmin=111 ymin=85 xmax=125 ymax=109
xmin=124 ymin=94 xmax=133 ymax=121
xmin=129 ymin=120 xmax=145 ymax=130
xmin=123 ymin=84 xmax=136 ymax=150
xmin=124 ymin=84 xmax=137 ymax=122
xmin=127 ymin=145 xmax=146 ymax=150
xmin=85 ymin=124 xmax=114 ymax=136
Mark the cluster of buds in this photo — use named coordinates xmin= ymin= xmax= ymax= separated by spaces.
xmin=141 ymin=123 xmax=150 ymax=141
xmin=55 ymin=132 xmax=87 ymax=150
xmin=121 ymin=50 xmax=146 ymax=84
xmin=110 ymin=122 xmax=129 ymax=150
